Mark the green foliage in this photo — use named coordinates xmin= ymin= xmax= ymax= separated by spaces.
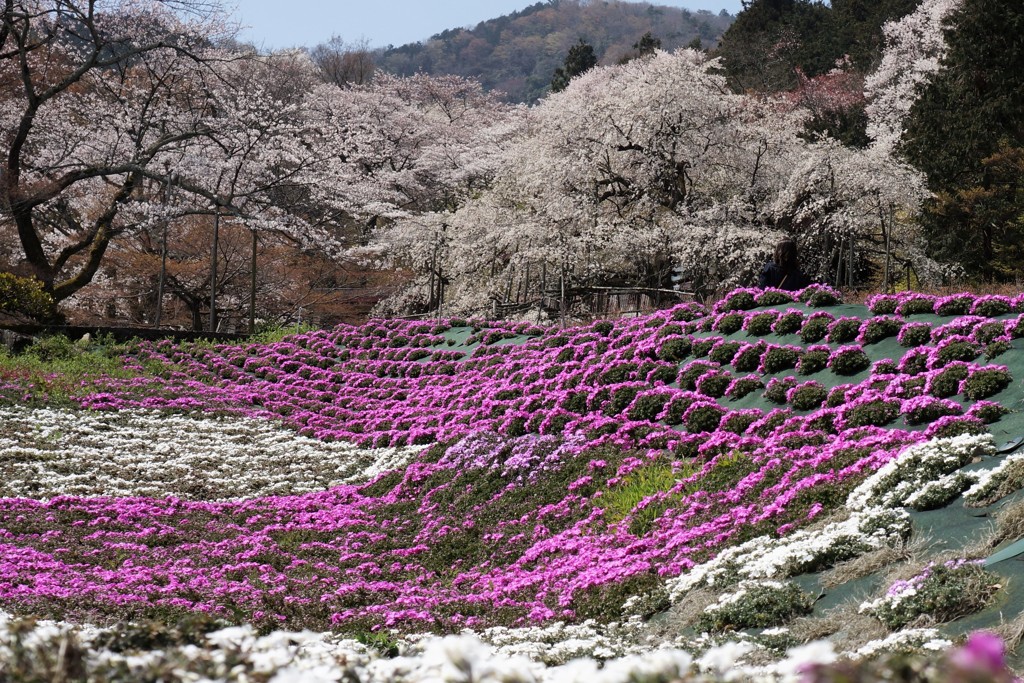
xmin=714 ymin=313 xmax=744 ymax=334
xmin=678 ymin=362 xmax=716 ymax=390
xmin=789 ymin=381 xmax=827 ymax=410
xmin=657 ymin=337 xmax=692 ymax=362
xmin=250 ymin=322 xmax=318 ymax=345
xmin=550 ymin=39 xmax=598 ymax=93
xmin=797 ymin=347 xmax=829 ymax=375
xmin=354 ymin=630 xmax=401 ymax=658
xmin=827 ymin=318 xmax=861 ymax=343
xmin=726 ymin=376 xmax=764 ymax=400
xmin=928 ymin=364 xmax=969 ymax=398
xmin=0 ymin=335 xmax=168 ymax=405
xmin=935 ymin=340 xmax=980 ymax=366
xmin=709 ymin=340 xmax=742 ymax=365
xmin=829 ymin=347 xmax=871 ymax=375
xmin=744 ymin=312 xmax=777 ymax=336
xmin=719 ymin=290 xmax=757 ymax=312
xmin=733 ymin=342 xmax=766 ymax=372
xmin=626 ymin=392 xmax=672 ymax=422
xmin=685 ymin=403 xmax=726 ymax=433
xmin=903 ymin=0 xmax=1024 ymax=281
xmin=843 ymin=398 xmax=900 ymax=428
xmin=696 ymin=372 xmax=731 ymax=398
xmin=762 ymin=346 xmax=801 ymax=374
xmin=899 ymin=323 xmax=932 ymax=347
xmin=772 ymin=310 xmax=804 ymax=335
xmin=864 ymin=561 xmax=999 ymax=630
xmin=962 ymin=368 xmax=1012 ymax=400
xmin=697 ymin=580 xmax=814 ymax=632
xmin=700 ymin=451 xmax=760 ymax=493
xmin=0 ymin=273 xmax=57 ymax=321
xmin=860 ymin=317 xmax=904 ymax=344
xmin=602 ymin=463 xmax=681 ymax=529
xmin=800 ymin=316 xmax=831 ymax=343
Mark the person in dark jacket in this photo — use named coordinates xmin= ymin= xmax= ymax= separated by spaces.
xmin=759 ymin=238 xmax=809 ymax=291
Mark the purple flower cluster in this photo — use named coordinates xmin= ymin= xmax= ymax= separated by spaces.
xmin=0 ymin=284 xmax=1018 ymax=632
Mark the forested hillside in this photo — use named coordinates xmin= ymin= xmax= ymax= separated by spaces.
xmin=371 ymin=0 xmax=733 ymax=103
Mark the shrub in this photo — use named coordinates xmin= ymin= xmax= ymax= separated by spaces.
xmin=897 ymin=322 xmax=932 ymax=347
xmin=661 ymin=393 xmax=701 ymax=425
xmin=797 ymin=345 xmax=830 ymax=375
xmin=800 ymin=312 xmax=834 ymax=343
xmin=678 ymin=360 xmax=718 ymax=391
xmin=752 ymin=408 xmax=794 ymax=437
xmin=647 ymin=364 xmax=679 ymax=385
xmin=866 ymin=294 xmax=899 ymax=314
xmin=935 ymin=294 xmax=974 ymax=316
xmin=828 ymin=346 xmax=871 ymax=376
xmin=0 ymin=272 xmax=57 ymax=321
xmin=973 ymin=321 xmax=1008 ymax=346
xmin=719 ymin=409 xmax=763 ymax=434
xmin=858 ymin=316 xmax=904 ymax=345
xmin=626 ymin=391 xmax=674 ymax=422
xmin=764 ymin=376 xmax=799 ymax=404
xmin=755 ymin=289 xmax=795 ymax=306
xmin=709 ymin=340 xmax=742 ymax=365
xmin=841 ymin=397 xmax=900 ymax=428
xmin=986 ymin=339 xmax=1012 ymax=359
xmin=732 ymin=342 xmax=766 ymax=372
xmin=772 ymin=310 xmax=805 ymax=335
xmin=657 ymin=337 xmax=692 ymax=362
xmin=698 ymin=580 xmax=814 ymax=632
xmin=860 ymin=560 xmax=998 ymax=630
xmin=934 ymin=337 xmax=981 ymax=366
xmin=799 ymin=284 xmax=842 ymax=307
xmin=725 ymin=375 xmax=764 ymax=400
xmin=927 ymin=363 xmax=970 ymax=398
xmin=787 ymin=381 xmax=827 ymax=411
xmin=743 ymin=311 xmax=778 ymax=336
xmin=716 ymin=289 xmax=758 ymax=312
xmin=902 ymin=396 xmax=963 ymax=425
xmin=691 ymin=337 xmax=718 ymax=358
xmin=761 ymin=345 xmax=801 ymax=374
xmin=827 ymin=317 xmax=862 ymax=343
xmin=898 ymin=348 xmax=930 ymax=375
xmin=825 ymin=384 xmax=852 ymax=408
xmin=969 ymin=401 xmax=1011 ymax=424
xmin=713 ymin=313 xmax=744 ymax=335
xmin=925 ymin=415 xmax=987 ymax=439
xmin=962 ymin=367 xmax=1013 ymax=400
xmin=895 ymin=294 xmax=937 ymax=315
xmin=683 ymin=402 xmax=727 ymax=433
xmin=695 ymin=371 xmax=731 ymax=398
xmin=872 ymin=359 xmax=898 ymax=375
xmin=971 ymin=295 xmax=1012 ymax=317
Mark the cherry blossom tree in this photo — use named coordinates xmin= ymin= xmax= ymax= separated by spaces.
xmin=372 ymin=50 xmax=806 ymax=315
xmin=0 ymin=0 xmax=242 ymax=302
xmin=864 ymin=0 xmax=963 ymax=154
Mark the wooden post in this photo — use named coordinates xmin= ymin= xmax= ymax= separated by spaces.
xmin=560 ymin=268 xmax=566 ymax=329
xmin=154 ymin=174 xmax=171 ymax=327
xmin=209 ymin=207 xmax=220 ymax=332
xmin=249 ymin=229 xmax=258 ymax=333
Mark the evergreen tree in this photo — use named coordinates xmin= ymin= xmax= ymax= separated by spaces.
xmin=551 ymin=39 xmax=598 ymax=93
xmin=902 ymin=0 xmax=1024 ymax=281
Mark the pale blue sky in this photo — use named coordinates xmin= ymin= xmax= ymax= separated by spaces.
xmin=231 ymin=1 xmax=745 ymax=50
